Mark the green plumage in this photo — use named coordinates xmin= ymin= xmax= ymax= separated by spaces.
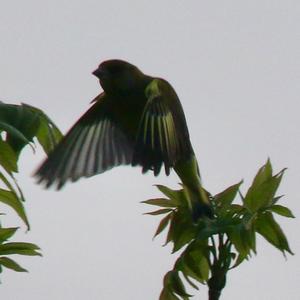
xmin=35 ymin=60 xmax=212 ymax=218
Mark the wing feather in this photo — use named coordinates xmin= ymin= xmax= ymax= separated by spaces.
xmin=132 ymin=79 xmax=194 ymax=176
xmin=35 ymin=95 xmax=133 ymax=189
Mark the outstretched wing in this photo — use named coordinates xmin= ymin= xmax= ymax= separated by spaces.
xmin=132 ymin=79 xmax=194 ymax=176
xmin=35 ymin=94 xmax=133 ymax=189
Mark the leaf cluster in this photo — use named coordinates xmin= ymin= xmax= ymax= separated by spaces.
xmin=0 ymin=102 xmax=62 ymax=278
xmin=143 ymin=160 xmax=294 ymax=299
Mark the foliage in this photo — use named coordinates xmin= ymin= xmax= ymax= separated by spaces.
xmin=143 ymin=159 xmax=294 ymax=300
xmin=0 ymin=101 xmax=293 ymax=299
xmin=0 ymin=102 xmax=62 ymax=279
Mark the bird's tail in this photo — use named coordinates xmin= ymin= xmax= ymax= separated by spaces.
xmin=174 ymin=155 xmax=213 ymax=220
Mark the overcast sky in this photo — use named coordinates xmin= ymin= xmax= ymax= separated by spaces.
xmin=0 ymin=1 xmax=299 ymax=299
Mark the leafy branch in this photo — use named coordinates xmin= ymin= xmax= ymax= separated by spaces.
xmin=0 ymin=102 xmax=62 ymax=278
xmin=144 ymin=159 xmax=294 ymax=299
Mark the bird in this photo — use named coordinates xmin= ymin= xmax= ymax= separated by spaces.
xmin=35 ymin=59 xmax=212 ymax=219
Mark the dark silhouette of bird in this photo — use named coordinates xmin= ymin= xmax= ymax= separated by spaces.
xmin=35 ymin=59 xmax=212 ymax=218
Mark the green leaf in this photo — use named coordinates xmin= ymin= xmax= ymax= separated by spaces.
xmin=0 ymin=140 xmax=18 ymax=173
xmin=167 ymin=210 xmax=196 ymax=252
xmin=187 ymin=253 xmax=209 ymax=283
xmin=168 ymin=271 xmax=192 ymax=298
xmin=159 ymin=288 xmax=181 ymax=300
xmin=226 ymin=221 xmax=255 ymax=257
xmin=0 ymin=121 xmax=33 ymax=154
xmin=214 ymin=181 xmax=243 ymax=211
xmin=155 ymin=185 xmax=185 ymax=205
xmin=0 ymin=170 xmax=26 ymax=204
xmin=268 ymin=205 xmax=295 ymax=218
xmin=271 ymin=195 xmax=284 ymax=205
xmin=142 ymin=198 xmax=177 ymax=208
xmin=227 ymin=204 xmax=245 ymax=216
xmin=0 ymin=189 xmax=29 ymax=229
xmin=0 ymin=171 xmax=20 ymax=197
xmin=30 ymin=107 xmax=62 ymax=154
xmin=0 ymin=242 xmax=41 ymax=256
xmin=176 ymin=240 xmax=210 ymax=283
xmin=0 ymin=103 xmax=38 ymax=155
xmin=176 ymin=259 xmax=204 ymax=285
xmin=0 ymin=102 xmax=62 ymax=156
xmin=145 ymin=208 xmax=173 ymax=216
xmin=243 ymin=226 xmax=256 ymax=253
xmin=0 ymin=257 xmax=28 ymax=272
xmin=0 ymin=227 xmax=19 ymax=243
xmin=244 ymin=168 xmax=285 ymax=213
xmin=230 ymin=253 xmax=249 ymax=269
xmin=154 ymin=213 xmax=172 ymax=238
xmin=181 ymin=271 xmax=199 ymax=290
xmin=196 ymin=218 xmax=236 ymax=240
xmin=252 ymin=159 xmax=272 ymax=188
xmin=255 ymin=212 xmax=293 ymax=255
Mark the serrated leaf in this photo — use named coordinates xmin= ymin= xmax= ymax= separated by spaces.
xmin=0 ymin=189 xmax=29 ymax=229
xmin=0 ymin=257 xmax=28 ymax=272
xmin=255 ymin=212 xmax=293 ymax=255
xmin=271 ymin=195 xmax=284 ymax=205
xmin=176 ymin=257 xmax=205 ymax=285
xmin=226 ymin=222 xmax=255 ymax=257
xmin=244 ymin=169 xmax=285 ymax=213
xmin=252 ymin=159 xmax=272 ymax=188
xmin=145 ymin=208 xmax=173 ymax=216
xmin=269 ymin=205 xmax=295 ymax=218
xmin=0 ymin=242 xmax=41 ymax=256
xmin=214 ymin=181 xmax=243 ymax=211
xmin=243 ymin=225 xmax=256 ymax=253
xmin=142 ymin=198 xmax=177 ymax=208
xmin=184 ymin=250 xmax=209 ymax=282
xmin=177 ymin=240 xmax=210 ymax=283
xmin=168 ymin=211 xmax=196 ymax=252
xmin=154 ymin=213 xmax=172 ymax=238
xmin=155 ymin=185 xmax=185 ymax=205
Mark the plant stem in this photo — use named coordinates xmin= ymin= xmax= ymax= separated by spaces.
xmin=207 ymin=270 xmax=226 ymax=300
xmin=208 ymin=288 xmax=221 ymax=300
xmin=207 ymin=233 xmax=229 ymax=299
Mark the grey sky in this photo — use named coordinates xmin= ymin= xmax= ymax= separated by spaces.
xmin=0 ymin=1 xmax=299 ymax=299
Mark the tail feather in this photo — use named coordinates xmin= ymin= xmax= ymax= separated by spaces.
xmin=174 ymin=155 xmax=213 ymax=220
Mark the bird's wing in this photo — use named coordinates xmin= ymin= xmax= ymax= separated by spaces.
xmin=35 ymin=94 xmax=133 ymax=189
xmin=133 ymin=79 xmax=193 ymax=176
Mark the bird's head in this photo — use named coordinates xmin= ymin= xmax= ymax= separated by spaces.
xmin=92 ymin=59 xmax=145 ymax=95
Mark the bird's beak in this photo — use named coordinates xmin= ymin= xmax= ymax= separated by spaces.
xmin=92 ymin=68 xmax=101 ymax=78
xmin=92 ymin=67 xmax=107 ymax=79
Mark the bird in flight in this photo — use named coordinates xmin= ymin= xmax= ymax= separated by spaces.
xmin=35 ymin=59 xmax=212 ymax=218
